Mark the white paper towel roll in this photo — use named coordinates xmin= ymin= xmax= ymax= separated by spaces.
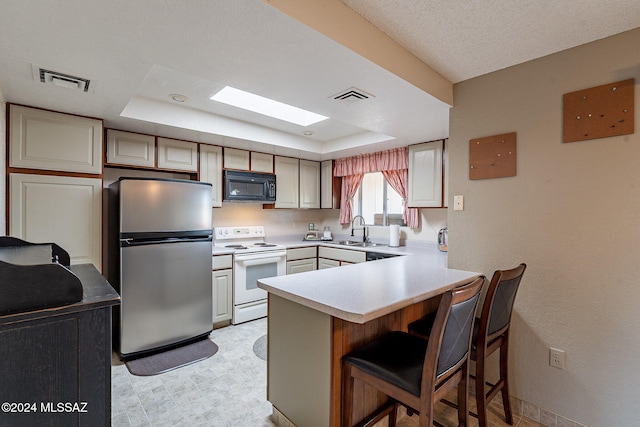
xmin=389 ymin=224 xmax=400 ymax=247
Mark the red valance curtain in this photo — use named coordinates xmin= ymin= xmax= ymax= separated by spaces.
xmin=334 ymin=147 xmax=408 ymax=177
xmin=334 ymin=147 xmax=420 ymax=229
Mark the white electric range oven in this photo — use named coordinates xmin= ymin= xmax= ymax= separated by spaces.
xmin=214 ymin=226 xmax=286 ymax=324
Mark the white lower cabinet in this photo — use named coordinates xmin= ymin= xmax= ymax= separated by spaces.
xmin=317 ymin=246 xmax=366 ymax=265
xmin=9 ymin=173 xmax=102 ymax=270
xmin=318 ymin=258 xmax=340 ymax=270
xmin=287 ymin=258 xmax=318 ymax=275
xmin=212 ymin=255 xmax=233 ymax=324
xmin=286 ymin=247 xmax=317 ymax=274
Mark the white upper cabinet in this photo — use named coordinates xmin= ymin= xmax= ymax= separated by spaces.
xmin=9 ymin=104 xmax=103 ymax=174
xmin=223 ymin=148 xmax=250 ymax=170
xmin=9 ymin=173 xmax=102 ymax=270
xmin=299 ymin=160 xmax=320 ymax=209
xmin=250 ymin=152 xmax=274 ymax=173
xmin=156 ymin=137 xmax=198 ymax=172
xmin=274 ymin=156 xmax=299 ymax=208
xmin=106 ymin=129 xmax=155 ymax=168
xmin=199 ymin=144 xmax=223 ymax=208
xmin=321 ymin=160 xmax=339 ymax=209
xmin=407 ymin=140 xmax=444 ymax=208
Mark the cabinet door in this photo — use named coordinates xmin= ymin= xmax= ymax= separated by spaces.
xmin=157 ymin=137 xmax=198 ymax=172
xmin=251 ymin=152 xmax=274 ymax=173
xmin=318 ymin=258 xmax=340 ymax=270
xmin=224 ymin=148 xmax=250 ymax=170
xmin=286 ymin=258 xmax=318 ymax=275
xmin=9 ymin=173 xmax=102 ymax=270
xmin=274 ymin=156 xmax=299 ymax=208
xmin=9 ymin=104 xmax=103 ymax=174
xmin=212 ymin=269 xmax=232 ymax=323
xmin=407 ymin=140 xmax=444 ymax=208
xmin=106 ymin=129 xmax=155 ymax=168
xmin=320 ymin=160 xmax=340 ymax=209
xmin=299 ymin=160 xmax=320 ymax=209
xmin=200 ymin=145 xmax=223 ymax=208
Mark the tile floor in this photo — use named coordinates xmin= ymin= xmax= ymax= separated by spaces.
xmin=111 ymin=318 xmax=546 ymax=427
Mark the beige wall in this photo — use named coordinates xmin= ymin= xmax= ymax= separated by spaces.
xmin=448 ymin=28 xmax=640 ymax=426
xmin=209 ymin=202 xmax=446 ymax=244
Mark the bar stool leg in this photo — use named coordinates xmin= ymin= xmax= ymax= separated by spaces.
xmin=500 ymin=338 xmax=514 ymax=425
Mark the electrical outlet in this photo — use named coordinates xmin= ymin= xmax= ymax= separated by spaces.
xmin=549 ymin=347 xmax=566 ymax=369
xmin=308 ymin=223 xmax=314 ymax=231
xmin=453 ymin=195 xmax=464 ymax=211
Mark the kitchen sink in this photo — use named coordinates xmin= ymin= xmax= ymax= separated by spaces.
xmin=330 ymin=241 xmax=386 ymax=248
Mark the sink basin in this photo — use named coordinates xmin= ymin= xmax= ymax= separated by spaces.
xmin=329 ymin=241 xmax=385 ymax=248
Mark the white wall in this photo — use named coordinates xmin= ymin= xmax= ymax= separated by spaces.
xmin=448 ymin=28 xmax=640 ymax=426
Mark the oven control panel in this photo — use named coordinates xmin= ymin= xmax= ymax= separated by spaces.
xmin=214 ymin=226 xmax=265 ymax=241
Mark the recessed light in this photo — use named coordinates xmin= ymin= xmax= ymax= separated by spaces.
xmin=210 ymin=86 xmax=328 ymax=127
xmin=303 ymin=131 xmax=314 ymax=136
xmin=170 ymin=94 xmax=189 ymax=103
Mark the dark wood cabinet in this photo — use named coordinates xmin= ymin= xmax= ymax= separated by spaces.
xmin=0 ymin=264 xmax=119 ymax=427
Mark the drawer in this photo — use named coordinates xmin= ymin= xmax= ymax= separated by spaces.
xmin=287 ymin=246 xmax=317 ymax=261
xmin=212 ymin=254 xmax=233 ymax=270
xmin=317 ymin=247 xmax=366 ymax=264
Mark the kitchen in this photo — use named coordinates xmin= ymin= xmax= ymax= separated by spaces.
xmin=1 ymin=1 xmax=640 ymax=427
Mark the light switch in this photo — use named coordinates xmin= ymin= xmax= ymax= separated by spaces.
xmin=454 ymin=195 xmax=464 ymax=211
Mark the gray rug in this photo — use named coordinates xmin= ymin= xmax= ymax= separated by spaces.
xmin=253 ymin=334 xmax=267 ymax=361
xmin=125 ymin=339 xmax=219 ymax=376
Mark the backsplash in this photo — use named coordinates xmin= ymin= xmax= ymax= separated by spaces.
xmin=211 ymin=202 xmax=447 ymax=243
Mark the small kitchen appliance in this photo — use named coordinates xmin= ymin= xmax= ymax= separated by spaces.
xmin=438 ymin=226 xmax=448 ymax=252
xmin=214 ymin=226 xmax=286 ymax=324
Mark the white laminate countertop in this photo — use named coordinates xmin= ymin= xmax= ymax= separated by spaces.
xmin=257 ymin=242 xmax=480 ymax=324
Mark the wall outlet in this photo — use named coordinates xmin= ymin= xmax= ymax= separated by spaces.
xmin=549 ymin=347 xmax=566 ymax=369
xmin=453 ymin=195 xmax=464 ymax=211
xmin=308 ymin=223 xmax=314 ymax=231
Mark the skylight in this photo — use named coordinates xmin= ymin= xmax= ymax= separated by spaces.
xmin=210 ymin=86 xmax=328 ymax=127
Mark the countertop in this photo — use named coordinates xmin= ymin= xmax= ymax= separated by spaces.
xmin=257 ymin=238 xmax=479 ymax=324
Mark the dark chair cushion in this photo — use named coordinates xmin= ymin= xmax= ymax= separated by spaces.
xmin=344 ymin=331 xmax=428 ymax=396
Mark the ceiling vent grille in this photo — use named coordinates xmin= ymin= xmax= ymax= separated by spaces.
xmin=331 ymin=87 xmax=374 ymax=103
xmin=37 ymin=67 xmax=91 ymax=92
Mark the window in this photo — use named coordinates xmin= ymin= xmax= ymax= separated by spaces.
xmin=353 ymin=172 xmax=406 ymax=226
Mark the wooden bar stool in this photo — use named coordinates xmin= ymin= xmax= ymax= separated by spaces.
xmin=408 ymin=263 xmax=527 ymax=427
xmin=342 ymin=276 xmax=485 ymax=427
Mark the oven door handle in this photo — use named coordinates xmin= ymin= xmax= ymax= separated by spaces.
xmin=234 ymin=251 xmax=287 ymax=262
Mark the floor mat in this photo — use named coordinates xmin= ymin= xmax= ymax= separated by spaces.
xmin=253 ymin=334 xmax=267 ymax=361
xmin=125 ymin=339 xmax=219 ymax=376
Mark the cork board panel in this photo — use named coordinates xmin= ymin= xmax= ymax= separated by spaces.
xmin=469 ymin=132 xmax=516 ymax=180
xmin=563 ymin=79 xmax=634 ymax=143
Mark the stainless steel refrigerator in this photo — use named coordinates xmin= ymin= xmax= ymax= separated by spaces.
xmin=109 ymin=178 xmax=213 ymax=358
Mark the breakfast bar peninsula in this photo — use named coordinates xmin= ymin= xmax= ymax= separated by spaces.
xmin=258 ymin=251 xmax=479 ymax=427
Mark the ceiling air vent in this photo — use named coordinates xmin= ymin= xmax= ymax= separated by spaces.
xmin=330 ymin=87 xmax=374 ymax=104
xmin=36 ymin=67 xmax=91 ymax=92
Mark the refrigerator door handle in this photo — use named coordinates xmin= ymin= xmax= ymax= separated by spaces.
xmin=120 ymin=236 xmax=213 ymax=247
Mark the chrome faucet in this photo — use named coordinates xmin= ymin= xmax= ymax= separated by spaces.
xmin=351 ymin=215 xmax=368 ymax=243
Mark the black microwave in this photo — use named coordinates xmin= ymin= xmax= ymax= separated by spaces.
xmin=223 ymin=170 xmax=276 ymax=202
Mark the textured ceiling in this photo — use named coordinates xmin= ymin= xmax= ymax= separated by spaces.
xmin=341 ymin=0 xmax=640 ymax=82
xmin=0 ymin=0 xmax=638 ymax=159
